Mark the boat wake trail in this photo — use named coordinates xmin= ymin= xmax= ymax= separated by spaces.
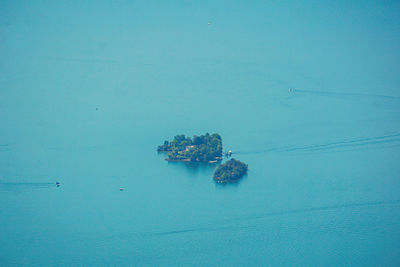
xmin=146 ymin=199 xmax=400 ymax=237
xmin=237 ymin=133 xmax=400 ymax=155
xmin=0 ymin=182 xmax=57 ymax=192
xmin=230 ymin=199 xmax=400 ymax=223
xmin=294 ymin=89 xmax=400 ymax=100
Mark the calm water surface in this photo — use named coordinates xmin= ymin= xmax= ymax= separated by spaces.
xmin=1 ymin=1 xmax=400 ymax=266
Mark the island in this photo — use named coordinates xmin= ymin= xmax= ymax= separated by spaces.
xmin=158 ymin=133 xmax=223 ymax=162
xmin=213 ymin=158 xmax=248 ymax=183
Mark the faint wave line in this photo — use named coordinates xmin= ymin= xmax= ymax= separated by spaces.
xmin=0 ymin=182 xmax=54 ymax=185
xmin=233 ymin=199 xmax=400 ymax=223
xmin=0 ymin=182 xmax=56 ymax=192
xmin=44 ymin=56 xmax=117 ymax=64
xmin=145 ymin=199 xmax=400 ymax=237
xmin=294 ymin=89 xmax=400 ymax=100
xmin=237 ymin=133 xmax=400 ymax=155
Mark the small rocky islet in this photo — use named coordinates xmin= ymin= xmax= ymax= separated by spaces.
xmin=213 ymin=158 xmax=248 ymax=183
xmin=158 ymin=133 xmax=248 ymax=183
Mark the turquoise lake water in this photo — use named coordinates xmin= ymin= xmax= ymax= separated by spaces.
xmin=1 ymin=1 xmax=400 ymax=266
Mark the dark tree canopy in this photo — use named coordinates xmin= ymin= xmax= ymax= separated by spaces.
xmin=213 ymin=158 xmax=248 ymax=183
xmin=157 ymin=133 xmax=223 ymax=162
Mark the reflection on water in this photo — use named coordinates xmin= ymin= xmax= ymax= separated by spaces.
xmin=158 ymin=152 xmax=248 ymax=184
xmin=167 ymin=160 xmax=218 ymax=176
xmin=214 ymin=173 xmax=248 ymax=187
xmin=2 ymin=1 xmax=400 ymax=266
xmin=158 ymin=151 xmax=219 ymax=175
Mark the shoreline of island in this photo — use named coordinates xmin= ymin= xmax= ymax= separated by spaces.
xmin=165 ymin=158 xmax=222 ymax=163
xmin=158 ymin=133 xmax=224 ymax=163
xmin=213 ymin=158 xmax=248 ymax=183
xmin=158 ymin=133 xmax=248 ymax=183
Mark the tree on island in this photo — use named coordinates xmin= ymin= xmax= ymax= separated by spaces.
xmin=213 ymin=158 xmax=248 ymax=183
xmin=158 ymin=133 xmax=222 ymax=162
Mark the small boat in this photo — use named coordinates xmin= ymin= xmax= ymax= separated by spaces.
xmin=120 ymin=188 xmax=124 ymax=191
xmin=55 ymin=182 xmax=60 ymax=187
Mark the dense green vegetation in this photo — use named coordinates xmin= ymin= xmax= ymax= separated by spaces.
xmin=158 ymin=133 xmax=223 ymax=162
xmin=213 ymin=158 xmax=248 ymax=183
xmin=158 ymin=135 xmax=249 ymax=182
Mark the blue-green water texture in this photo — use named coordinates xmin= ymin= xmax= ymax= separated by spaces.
xmin=1 ymin=1 xmax=400 ymax=266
